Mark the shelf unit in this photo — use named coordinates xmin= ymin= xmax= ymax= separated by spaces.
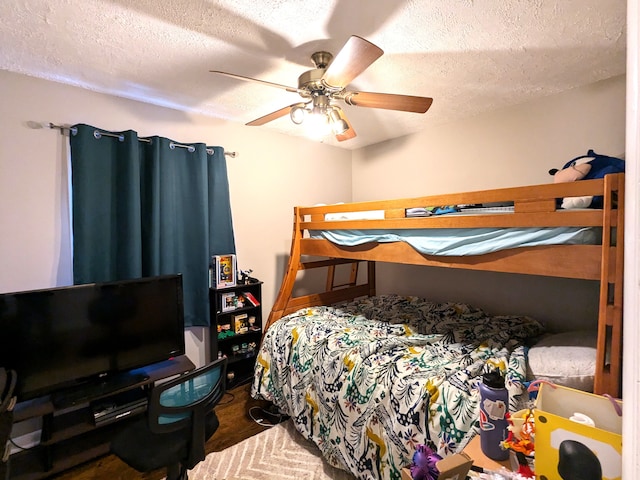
xmin=209 ymin=281 xmax=262 ymax=389
xmin=9 ymin=355 xmax=194 ymax=480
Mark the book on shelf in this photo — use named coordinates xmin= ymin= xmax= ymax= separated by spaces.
xmin=243 ymin=291 xmax=260 ymax=307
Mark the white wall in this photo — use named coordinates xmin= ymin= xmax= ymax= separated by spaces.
xmin=352 ymin=76 xmax=625 ymax=199
xmin=0 ymin=69 xmax=626 ymax=349
xmin=0 ymin=70 xmax=352 ymax=366
xmin=623 ymin=0 xmax=640 ymax=476
xmin=351 ymin=75 xmax=626 ymax=331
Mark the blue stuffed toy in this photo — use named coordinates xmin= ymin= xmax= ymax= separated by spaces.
xmin=549 ymin=149 xmax=625 ymax=209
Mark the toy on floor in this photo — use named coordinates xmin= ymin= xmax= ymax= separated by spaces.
xmin=409 ymin=444 xmax=442 ymax=480
xmin=501 ymin=409 xmax=535 ymax=478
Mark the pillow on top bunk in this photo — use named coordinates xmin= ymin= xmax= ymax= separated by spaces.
xmin=526 ymin=330 xmax=597 ymax=392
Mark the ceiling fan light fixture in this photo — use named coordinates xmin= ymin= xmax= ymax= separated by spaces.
xmin=311 ymin=94 xmax=330 ymax=116
xmin=306 ymin=111 xmax=333 ymax=138
xmin=332 ymin=119 xmax=349 ymax=135
xmin=290 ymin=105 xmax=307 ymax=124
xmin=328 ymin=109 xmax=348 ymax=135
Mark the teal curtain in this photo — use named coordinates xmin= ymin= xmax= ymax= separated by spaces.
xmin=69 ymin=124 xmax=235 ymax=327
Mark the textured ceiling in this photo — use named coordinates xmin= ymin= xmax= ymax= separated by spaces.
xmin=0 ymin=0 xmax=627 ymax=150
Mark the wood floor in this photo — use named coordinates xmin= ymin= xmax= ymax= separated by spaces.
xmin=50 ymin=382 xmax=274 ymax=480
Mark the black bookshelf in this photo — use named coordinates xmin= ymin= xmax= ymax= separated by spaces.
xmin=209 ymin=281 xmax=263 ymax=388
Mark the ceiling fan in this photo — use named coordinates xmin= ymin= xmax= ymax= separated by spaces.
xmin=210 ymin=35 xmax=433 ymax=142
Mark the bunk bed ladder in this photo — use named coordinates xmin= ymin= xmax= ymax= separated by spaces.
xmin=594 ymin=173 xmax=624 ymax=398
xmin=326 ymin=261 xmax=359 ymax=291
xmin=265 ymin=207 xmax=377 ymax=332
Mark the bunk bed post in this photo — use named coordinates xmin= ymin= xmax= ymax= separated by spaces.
xmin=326 ymin=264 xmax=336 ymax=291
xmin=594 ymin=173 xmax=624 ymax=397
xmin=367 ymin=261 xmax=376 ymax=297
xmin=265 ymin=207 xmax=304 ymax=331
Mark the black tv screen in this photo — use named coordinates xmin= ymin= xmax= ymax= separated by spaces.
xmin=0 ymin=274 xmax=186 ymax=401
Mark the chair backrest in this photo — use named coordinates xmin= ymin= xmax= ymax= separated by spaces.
xmin=0 ymin=369 xmax=16 ymax=414
xmin=147 ymin=358 xmax=227 ymax=468
xmin=1 ymin=368 xmax=17 ymax=480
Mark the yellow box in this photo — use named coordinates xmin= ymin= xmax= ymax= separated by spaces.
xmin=534 ymin=383 xmax=622 ymax=480
xmin=232 ymin=313 xmax=248 ymax=334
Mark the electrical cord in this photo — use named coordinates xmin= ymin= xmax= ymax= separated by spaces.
xmin=248 ymin=406 xmax=288 ymax=428
xmin=217 ymin=391 xmax=235 ymax=406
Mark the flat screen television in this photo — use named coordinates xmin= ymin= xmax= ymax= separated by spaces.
xmin=0 ymin=274 xmax=186 ymax=403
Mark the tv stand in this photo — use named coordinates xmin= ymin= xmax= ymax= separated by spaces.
xmin=9 ymin=355 xmax=194 ymax=480
xmin=91 ymin=388 xmax=148 ymax=426
xmin=51 ymin=371 xmax=150 ymax=409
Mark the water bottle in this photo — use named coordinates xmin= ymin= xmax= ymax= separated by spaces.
xmin=478 ymin=370 xmax=509 ymax=461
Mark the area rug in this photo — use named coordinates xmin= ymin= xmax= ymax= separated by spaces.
xmin=189 ymin=419 xmax=355 ymax=480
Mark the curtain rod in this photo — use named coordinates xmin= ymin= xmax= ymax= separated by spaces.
xmin=31 ymin=122 xmax=238 ymax=158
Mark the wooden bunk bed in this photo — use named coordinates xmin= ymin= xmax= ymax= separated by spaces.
xmin=266 ymin=173 xmax=624 ymax=397
xmin=253 ymin=174 xmax=623 ymax=480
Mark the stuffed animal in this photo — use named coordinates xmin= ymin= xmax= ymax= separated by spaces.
xmin=549 ymin=149 xmax=625 ymax=209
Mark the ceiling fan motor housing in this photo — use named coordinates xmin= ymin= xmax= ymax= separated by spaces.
xmin=298 ymin=68 xmax=326 ymax=93
xmin=311 ymin=51 xmax=333 ymax=69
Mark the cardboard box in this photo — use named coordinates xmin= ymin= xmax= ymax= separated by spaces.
xmin=213 ymin=254 xmax=236 ymax=288
xmin=534 ymin=383 xmax=622 ymax=480
xmin=462 ymin=435 xmax=511 ymax=471
xmin=401 ymin=452 xmax=473 ymax=480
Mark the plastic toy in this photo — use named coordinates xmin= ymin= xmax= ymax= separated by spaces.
xmin=409 ymin=444 xmax=442 ymax=480
xmin=501 ymin=409 xmax=535 ymax=478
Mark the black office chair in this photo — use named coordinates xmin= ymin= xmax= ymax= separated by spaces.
xmin=0 ymin=368 xmax=17 ymax=480
xmin=111 ymin=358 xmax=227 ymax=480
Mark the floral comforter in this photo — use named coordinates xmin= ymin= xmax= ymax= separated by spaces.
xmin=251 ymin=295 xmax=543 ymax=480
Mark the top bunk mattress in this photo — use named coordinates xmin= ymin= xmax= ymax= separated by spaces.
xmin=311 ymin=207 xmax=599 ymax=256
xmin=309 ymin=226 xmax=598 ymax=256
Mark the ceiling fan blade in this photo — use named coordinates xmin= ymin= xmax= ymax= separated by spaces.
xmin=335 ymin=110 xmax=356 ymax=142
xmin=342 ymin=91 xmax=433 ymax=113
xmin=210 ymin=70 xmax=301 ymax=94
xmin=246 ymin=105 xmax=295 ymax=126
xmin=321 ymin=35 xmax=383 ymax=88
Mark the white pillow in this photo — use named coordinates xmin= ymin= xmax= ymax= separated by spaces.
xmin=526 ymin=330 xmax=597 ymax=392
